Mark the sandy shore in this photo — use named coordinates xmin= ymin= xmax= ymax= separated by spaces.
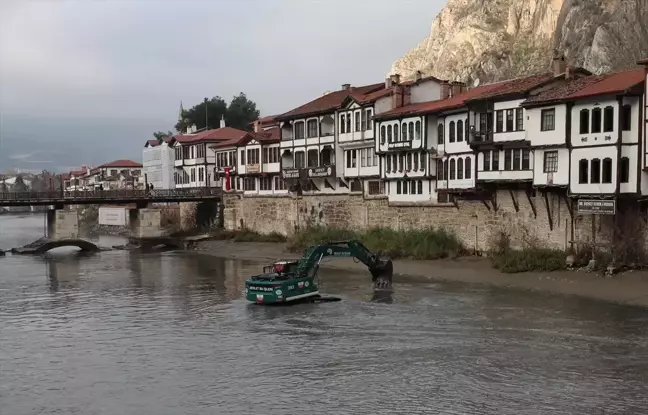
xmin=194 ymin=240 xmax=648 ymax=308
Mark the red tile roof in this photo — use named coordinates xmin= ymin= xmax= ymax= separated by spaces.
xmin=211 ymin=127 xmax=279 ymax=149
xmin=637 ymin=58 xmax=648 ymax=65
xmin=375 ymin=81 xmax=505 ymax=120
xmin=522 ymin=75 xmax=607 ymax=106
xmin=277 ymin=82 xmax=385 ymax=120
xmin=465 ymin=72 xmax=555 ymax=102
xmin=99 ymin=159 xmax=143 ymax=168
xmin=145 ymin=139 xmax=159 ymax=147
xmin=563 ymin=68 xmax=645 ymax=100
xmin=174 ymin=127 xmax=250 ymax=144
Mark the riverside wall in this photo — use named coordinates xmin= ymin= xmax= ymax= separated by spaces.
xmin=221 ymin=191 xmax=624 ymax=253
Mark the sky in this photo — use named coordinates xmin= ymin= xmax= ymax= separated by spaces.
xmin=0 ymin=0 xmax=444 ymax=173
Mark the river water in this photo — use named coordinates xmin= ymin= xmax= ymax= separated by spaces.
xmin=1 ymin=214 xmax=648 ymax=414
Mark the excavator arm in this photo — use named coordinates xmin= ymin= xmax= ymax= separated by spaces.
xmin=295 ymin=240 xmax=393 ymax=288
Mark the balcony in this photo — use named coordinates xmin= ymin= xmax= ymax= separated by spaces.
xmin=468 ymin=129 xmax=494 ymax=149
xmin=281 ymin=164 xmax=336 ymax=180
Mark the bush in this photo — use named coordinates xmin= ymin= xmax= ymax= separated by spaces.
xmin=287 ymin=226 xmax=464 ymax=260
xmin=491 ymin=248 xmax=566 ymax=273
xmin=232 ymin=229 xmax=287 ymax=243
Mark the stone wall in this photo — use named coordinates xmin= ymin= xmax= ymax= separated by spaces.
xmin=222 ymin=190 xmax=624 ymax=253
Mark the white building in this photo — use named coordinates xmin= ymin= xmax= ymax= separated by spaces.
xmin=276 ymin=82 xmax=387 ymax=195
xmin=63 ymin=166 xmax=91 ymax=191
xmin=84 ymin=160 xmax=143 ymax=190
xmin=143 ymin=136 xmax=175 ymax=189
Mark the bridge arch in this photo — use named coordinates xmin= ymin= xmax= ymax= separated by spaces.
xmin=35 ymin=239 xmax=100 ymax=254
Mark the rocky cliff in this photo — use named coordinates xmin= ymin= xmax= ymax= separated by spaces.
xmin=391 ymin=0 xmax=647 ymax=84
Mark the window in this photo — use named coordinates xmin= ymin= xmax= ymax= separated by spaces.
xmin=263 ymin=147 xmax=280 ymax=164
xmin=504 ymin=149 xmax=512 ymax=171
xmin=620 ymin=157 xmax=630 ymax=183
xmin=247 ymin=148 xmax=260 ymax=165
xmin=438 ymin=160 xmax=444 ymax=179
xmin=294 ymin=121 xmax=305 ymax=139
xmin=274 ymin=176 xmax=287 ymax=191
xmin=603 ymin=106 xmax=614 ymax=132
xmin=197 ymin=143 xmax=205 ymax=158
xmin=190 ymin=168 xmax=196 ymax=182
xmin=413 ymin=153 xmax=419 ymax=171
xmin=496 ymin=110 xmax=503 ymax=132
xmin=406 ymin=153 xmax=412 ymax=171
xmin=402 ymin=123 xmax=408 ymax=140
xmin=398 ymin=154 xmax=404 ymax=171
xmin=386 ymin=156 xmax=391 ymax=173
xmin=541 ymin=108 xmax=555 ymax=131
xmin=579 ymin=109 xmax=589 ymax=134
xmin=365 ymin=109 xmax=373 ymax=130
xmin=240 ymin=150 xmax=245 ymax=165
xmin=506 ymin=109 xmax=514 ymax=132
xmin=340 ymin=114 xmax=346 ymax=134
xmin=243 ymin=177 xmax=256 ymax=191
xmin=578 ymin=159 xmax=588 ymax=184
xmin=415 ymin=121 xmax=421 ymax=139
xmin=294 ymin=151 xmax=305 ymax=168
xmin=465 ymin=157 xmax=472 ymax=179
xmin=418 ymin=180 xmax=423 ymax=194
xmin=345 ymin=150 xmax=357 ymax=168
xmin=346 ymin=113 xmax=351 ymax=133
xmin=543 ymin=151 xmax=558 ymax=173
xmin=307 ymin=119 xmax=318 ymax=138
xmin=360 ymin=149 xmax=367 ymax=167
xmin=602 ymin=158 xmax=613 ymax=184
xmin=260 ymin=176 xmax=272 ymax=191
xmin=457 ymin=158 xmax=464 ymax=179
xmin=621 ymin=105 xmax=632 ymax=131
xmin=380 ymin=126 xmax=386 ymax=144
xmin=522 ymin=149 xmax=530 ymax=170
xmin=465 ymin=119 xmax=470 ymax=140
xmin=590 ymin=158 xmax=601 ymax=183
xmin=409 ymin=123 xmax=415 ymax=141
xmin=457 ymin=120 xmax=464 ymax=142
xmin=307 ymin=149 xmax=318 ymax=167
xmin=483 ymin=151 xmax=491 ymax=171
xmin=513 ymin=149 xmax=521 ymax=170
xmin=198 ymin=167 xmax=204 ymax=182
xmin=449 ymin=121 xmax=455 ymax=142
xmin=368 ymin=180 xmax=383 ymax=195
xmin=355 ymin=111 xmax=361 ymax=132
xmin=437 ymin=124 xmax=444 ymax=144
xmin=388 ymin=125 xmax=393 ymax=143
xmin=449 ymin=159 xmax=456 ymax=180
xmin=394 ymin=124 xmax=400 ymax=142
xmin=397 ymin=181 xmax=401 ymax=194
xmin=479 ymin=113 xmax=487 ymax=132
xmin=492 ymin=150 xmax=500 ymax=170
xmin=420 ymin=153 xmax=426 ymax=171
xmin=515 ymin=108 xmax=524 ymax=131
xmin=444 ymin=159 xmax=449 ymax=179
xmin=591 ymin=108 xmax=601 ymax=133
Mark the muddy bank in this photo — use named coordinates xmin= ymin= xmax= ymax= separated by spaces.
xmin=195 ymin=240 xmax=648 ymax=308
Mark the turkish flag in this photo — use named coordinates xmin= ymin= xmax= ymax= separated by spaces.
xmin=224 ymin=167 xmax=231 ymax=191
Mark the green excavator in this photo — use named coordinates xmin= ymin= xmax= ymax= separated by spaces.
xmin=244 ymin=240 xmax=393 ymax=304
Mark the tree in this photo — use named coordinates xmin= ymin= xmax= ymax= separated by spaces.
xmin=175 ymin=97 xmax=227 ymax=133
xmin=13 ymin=175 xmax=28 ymax=192
xmin=153 ymin=131 xmax=174 ymax=141
xmin=175 ymin=93 xmax=260 ymax=133
xmin=226 ymin=92 xmax=260 ymax=131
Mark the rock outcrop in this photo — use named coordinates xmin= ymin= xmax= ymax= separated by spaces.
xmin=391 ymin=0 xmax=647 ymax=83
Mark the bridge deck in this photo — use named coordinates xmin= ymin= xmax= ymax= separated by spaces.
xmin=0 ymin=189 xmax=222 ymax=207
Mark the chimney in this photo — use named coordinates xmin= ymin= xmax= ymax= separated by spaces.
xmin=385 ymin=77 xmax=393 ymax=89
xmin=220 ymin=115 xmax=226 ymax=129
xmin=552 ymin=54 xmax=567 ymax=76
xmin=450 ymin=82 xmax=465 ymax=97
xmin=392 ymin=84 xmax=404 ymax=109
xmin=565 ymin=65 xmax=571 ymax=80
xmin=441 ymin=82 xmax=452 ymax=99
xmin=341 ymin=83 xmax=351 ymax=90
xmin=390 ymin=73 xmax=401 ymax=85
xmin=415 ymin=71 xmax=423 ymax=82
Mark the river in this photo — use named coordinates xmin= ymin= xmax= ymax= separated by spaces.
xmin=1 ymin=214 xmax=648 ymax=414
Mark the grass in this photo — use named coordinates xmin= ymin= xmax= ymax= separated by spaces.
xmin=490 ymin=248 xmax=566 ymax=273
xmin=287 ymin=226 xmax=464 ymax=260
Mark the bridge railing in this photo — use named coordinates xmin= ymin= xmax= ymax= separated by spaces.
xmin=0 ymin=188 xmax=222 ymax=202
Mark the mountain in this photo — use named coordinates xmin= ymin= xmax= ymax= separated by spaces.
xmin=390 ymin=0 xmax=648 ymax=84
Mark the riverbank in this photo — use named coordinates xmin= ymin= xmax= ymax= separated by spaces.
xmin=195 ymin=240 xmax=648 ymax=308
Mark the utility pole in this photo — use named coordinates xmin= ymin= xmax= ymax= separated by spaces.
xmin=204 ymin=97 xmax=209 ymax=129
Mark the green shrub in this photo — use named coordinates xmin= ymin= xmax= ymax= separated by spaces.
xmin=287 ymin=226 xmax=464 ymax=260
xmin=491 ymin=248 xmax=566 ymax=273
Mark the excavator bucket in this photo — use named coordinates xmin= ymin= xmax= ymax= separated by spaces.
xmin=370 ymin=257 xmax=393 ymax=289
